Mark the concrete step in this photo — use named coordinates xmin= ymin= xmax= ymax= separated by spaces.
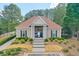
xmin=28 ymin=53 xmax=46 ymax=56
xmin=33 ymin=40 xmax=44 ymax=42
xmin=32 ymin=48 xmax=44 ymax=53
xmin=28 ymin=52 xmax=64 ymax=56
xmin=33 ymin=42 xmax=44 ymax=45
xmin=33 ymin=44 xmax=44 ymax=48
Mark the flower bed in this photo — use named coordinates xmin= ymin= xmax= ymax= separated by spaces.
xmin=44 ymin=37 xmax=68 ymax=44
xmin=6 ymin=44 xmax=32 ymax=52
xmin=45 ymin=45 xmax=63 ymax=52
xmin=12 ymin=37 xmax=33 ymax=44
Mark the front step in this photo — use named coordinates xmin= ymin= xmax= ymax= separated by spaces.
xmin=33 ymin=40 xmax=44 ymax=42
xmin=32 ymin=39 xmax=44 ymax=53
xmin=32 ymin=48 xmax=44 ymax=53
xmin=28 ymin=52 xmax=64 ymax=56
xmin=33 ymin=44 xmax=44 ymax=48
xmin=33 ymin=42 xmax=44 ymax=45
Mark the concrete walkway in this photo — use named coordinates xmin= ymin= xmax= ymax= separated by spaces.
xmin=28 ymin=52 xmax=64 ymax=56
xmin=32 ymin=39 xmax=44 ymax=53
xmin=0 ymin=38 xmax=16 ymax=51
xmin=28 ymin=38 xmax=64 ymax=56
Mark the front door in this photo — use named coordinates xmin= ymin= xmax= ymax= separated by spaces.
xmin=35 ymin=26 xmax=43 ymax=38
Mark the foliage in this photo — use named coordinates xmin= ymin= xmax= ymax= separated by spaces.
xmin=0 ymin=3 xmax=22 ymax=34
xmin=63 ymin=3 xmax=79 ymax=37
xmin=45 ymin=37 xmax=65 ymax=42
xmin=0 ymin=34 xmax=16 ymax=45
xmin=68 ymin=46 xmax=72 ymax=49
xmin=0 ymin=48 xmax=21 ymax=56
xmin=63 ymin=40 xmax=68 ymax=45
xmin=7 ymin=44 xmax=32 ymax=51
xmin=44 ymin=39 xmax=48 ymax=42
xmin=71 ymin=44 xmax=76 ymax=47
xmin=12 ymin=37 xmax=33 ymax=44
xmin=53 ymin=3 xmax=66 ymax=26
xmin=63 ymin=48 xmax=69 ymax=53
xmin=77 ymin=48 xmax=79 ymax=52
xmin=62 ymin=25 xmax=72 ymax=39
xmin=45 ymin=45 xmax=63 ymax=52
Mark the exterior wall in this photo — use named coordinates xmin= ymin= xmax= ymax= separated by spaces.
xmin=16 ymin=16 xmax=61 ymax=39
xmin=27 ymin=27 xmax=31 ymax=37
xmin=16 ymin=27 xmax=61 ymax=38
xmin=43 ymin=26 xmax=48 ymax=39
xmin=57 ymin=28 xmax=61 ymax=38
xmin=16 ymin=29 xmax=21 ymax=37
xmin=47 ymin=28 xmax=51 ymax=38
xmin=47 ymin=28 xmax=61 ymax=38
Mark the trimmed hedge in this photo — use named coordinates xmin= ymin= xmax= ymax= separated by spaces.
xmin=0 ymin=35 xmax=16 ymax=45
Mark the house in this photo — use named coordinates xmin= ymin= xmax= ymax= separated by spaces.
xmin=16 ymin=16 xmax=61 ymax=39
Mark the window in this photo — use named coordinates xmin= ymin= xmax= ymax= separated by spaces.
xmin=51 ymin=30 xmax=57 ymax=38
xmin=20 ymin=30 xmax=22 ymax=37
xmin=25 ymin=31 xmax=27 ymax=37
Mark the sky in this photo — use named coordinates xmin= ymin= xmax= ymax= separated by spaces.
xmin=0 ymin=3 xmax=58 ymax=16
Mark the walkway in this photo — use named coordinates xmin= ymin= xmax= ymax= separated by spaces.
xmin=0 ymin=38 xmax=16 ymax=51
xmin=32 ymin=39 xmax=44 ymax=53
xmin=28 ymin=38 xmax=64 ymax=56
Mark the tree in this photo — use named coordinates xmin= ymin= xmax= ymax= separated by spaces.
xmin=24 ymin=9 xmax=51 ymax=20
xmin=1 ymin=3 xmax=22 ymax=32
xmin=64 ymin=3 xmax=79 ymax=36
xmin=53 ymin=3 xmax=67 ymax=26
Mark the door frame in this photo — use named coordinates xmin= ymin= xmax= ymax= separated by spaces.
xmin=34 ymin=26 xmax=43 ymax=39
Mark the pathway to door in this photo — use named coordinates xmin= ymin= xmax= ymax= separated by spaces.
xmin=28 ymin=38 xmax=64 ymax=56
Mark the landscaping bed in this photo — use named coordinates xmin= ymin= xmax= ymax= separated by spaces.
xmin=6 ymin=44 xmax=32 ymax=52
xmin=12 ymin=37 xmax=33 ymax=44
xmin=0 ymin=48 xmax=24 ymax=56
xmin=44 ymin=37 xmax=79 ymax=56
xmin=2 ymin=37 xmax=33 ymax=56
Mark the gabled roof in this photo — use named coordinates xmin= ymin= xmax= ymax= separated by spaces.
xmin=16 ymin=16 xmax=61 ymax=30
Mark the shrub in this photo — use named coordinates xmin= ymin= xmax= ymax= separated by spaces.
xmin=45 ymin=39 xmax=48 ymax=42
xmin=56 ymin=37 xmax=63 ymax=40
xmin=63 ymin=40 xmax=68 ymax=45
xmin=68 ymin=46 xmax=72 ymax=49
xmin=25 ymin=37 xmax=28 ymax=41
xmin=20 ymin=39 xmax=26 ymax=43
xmin=77 ymin=48 xmax=79 ymax=52
xmin=58 ymin=41 xmax=62 ymax=44
xmin=71 ymin=44 xmax=75 ymax=48
xmin=54 ymin=39 xmax=58 ymax=42
xmin=28 ymin=38 xmax=33 ymax=42
xmin=13 ymin=37 xmax=33 ymax=44
xmin=0 ymin=48 xmax=21 ymax=56
xmin=63 ymin=48 xmax=69 ymax=53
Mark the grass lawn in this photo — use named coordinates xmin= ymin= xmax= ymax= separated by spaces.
xmin=45 ymin=38 xmax=79 ymax=56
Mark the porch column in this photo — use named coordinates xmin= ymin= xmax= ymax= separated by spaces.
xmin=31 ymin=25 xmax=34 ymax=39
xmin=43 ymin=25 xmax=47 ymax=39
